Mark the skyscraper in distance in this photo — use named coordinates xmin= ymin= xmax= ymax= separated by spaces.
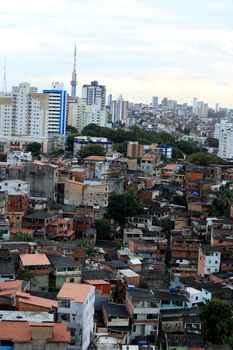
xmin=152 ymin=96 xmax=158 ymax=112
xmin=79 ymin=81 xmax=107 ymax=129
xmin=43 ymin=82 xmax=67 ymax=136
xmin=111 ymin=95 xmax=128 ymax=124
xmin=0 ymin=82 xmax=49 ymax=138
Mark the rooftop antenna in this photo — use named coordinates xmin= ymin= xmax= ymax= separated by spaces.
xmin=70 ymin=44 xmax=77 ymax=97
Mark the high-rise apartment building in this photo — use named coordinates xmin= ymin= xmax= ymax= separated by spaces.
xmin=152 ymin=96 xmax=158 ymax=112
xmin=43 ymin=82 xmax=67 ymax=135
xmin=0 ymin=92 xmax=13 ymax=137
xmin=67 ymin=96 xmax=79 ymax=130
xmin=193 ymin=97 xmax=198 ymax=114
xmin=215 ymin=121 xmax=233 ymax=160
xmin=192 ymin=98 xmax=208 ymax=119
xmin=79 ymin=81 xmax=107 ymax=130
xmin=0 ymin=83 xmax=49 ymax=138
xmin=111 ymin=95 xmax=128 ymax=124
xmin=82 ymin=80 xmax=106 ymax=110
xmin=197 ymin=101 xmax=208 ymax=119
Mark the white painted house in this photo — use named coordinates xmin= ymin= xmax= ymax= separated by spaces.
xmin=57 ymin=283 xmax=95 ymax=350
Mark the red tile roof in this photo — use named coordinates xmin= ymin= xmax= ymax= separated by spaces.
xmin=162 ymin=164 xmax=178 ymax=170
xmin=84 ymin=156 xmax=106 ymax=161
xmin=142 ymin=156 xmax=155 ymax=161
xmin=84 ymin=280 xmax=110 ymax=285
xmin=20 ymin=253 xmax=50 ymax=266
xmin=54 ymin=230 xmax=74 ymax=238
xmin=0 ymin=321 xmax=70 ymax=343
xmin=16 ymin=291 xmax=58 ymax=309
xmin=11 ymin=228 xmax=34 ymax=235
xmin=57 ymin=283 xmax=93 ymax=303
xmin=0 ymin=280 xmax=23 ymax=291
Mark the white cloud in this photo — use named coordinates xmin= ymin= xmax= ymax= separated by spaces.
xmin=1 ymin=0 xmax=233 ymax=107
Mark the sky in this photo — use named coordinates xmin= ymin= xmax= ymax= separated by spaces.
xmin=1 ymin=0 xmax=233 ymax=107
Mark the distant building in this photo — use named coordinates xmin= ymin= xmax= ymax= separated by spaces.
xmin=43 ymin=82 xmax=67 ymax=136
xmin=152 ymin=96 xmax=158 ymax=112
xmin=111 ymin=95 xmax=129 ymax=124
xmin=197 ymin=245 xmax=221 ymax=277
xmin=67 ymin=96 xmax=79 ymax=130
xmin=0 ymin=83 xmax=49 ymax=138
xmin=64 ymin=179 xmax=109 ymax=209
xmin=193 ymin=97 xmax=198 ymax=114
xmin=79 ymin=81 xmax=107 ymax=130
xmin=125 ymin=287 xmax=160 ymax=342
xmin=215 ymin=121 xmax=233 ymax=160
xmin=49 ymin=256 xmax=81 ymax=288
xmin=24 ymin=162 xmax=59 ymax=204
xmin=127 ymin=142 xmax=144 ymax=158
xmin=74 ymin=135 xmax=112 ymax=154
xmin=19 ymin=253 xmax=51 ymax=291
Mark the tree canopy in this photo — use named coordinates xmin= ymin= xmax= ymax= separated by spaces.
xmin=95 ymin=219 xmax=112 ymax=239
xmin=176 ymin=140 xmax=201 ymax=155
xmin=79 ymin=124 xmax=222 ymax=162
xmin=78 ymin=144 xmax=106 ymax=159
xmin=14 ymin=232 xmax=34 ymax=242
xmin=81 ymin=124 xmax=176 ymax=146
xmin=212 ymin=183 xmax=233 ymax=216
xmin=66 ymin=134 xmax=77 ymax=153
xmin=205 ymin=137 xmax=219 ymax=148
xmin=26 ymin=142 xmax=41 ymax=157
xmin=66 ymin=125 xmax=78 ymax=134
xmin=171 ymin=194 xmax=187 ymax=207
xmin=188 ymin=152 xmax=227 ymax=166
xmin=107 ymin=190 xmax=143 ymax=224
xmin=201 ymin=299 xmax=233 ymax=346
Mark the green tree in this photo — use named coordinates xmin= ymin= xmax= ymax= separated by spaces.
xmin=108 ymin=190 xmax=143 ymax=224
xmin=17 ymin=268 xmax=35 ymax=282
xmin=113 ymin=142 xmax=128 ymax=155
xmin=14 ymin=232 xmax=34 ymax=242
xmin=66 ymin=134 xmax=77 ymax=153
xmin=51 ymin=148 xmax=64 ymax=157
xmin=176 ymin=140 xmax=201 ymax=155
xmin=188 ymin=152 xmax=226 ymax=166
xmin=171 ymin=194 xmax=187 ymax=207
xmin=26 ymin=142 xmax=41 ymax=157
xmin=172 ymin=147 xmax=184 ymax=160
xmin=201 ymin=299 xmax=233 ymax=345
xmin=183 ymin=126 xmax=191 ymax=135
xmin=78 ymin=144 xmax=105 ymax=158
xmin=66 ymin=125 xmax=78 ymax=134
xmin=0 ymin=155 xmax=7 ymax=162
xmin=81 ymin=124 xmax=176 ymax=146
xmin=205 ymin=137 xmax=219 ymax=148
xmin=212 ymin=183 xmax=233 ymax=216
xmin=75 ymin=239 xmax=95 ymax=255
xmin=160 ymin=218 xmax=174 ymax=232
xmin=95 ymin=219 xmax=112 ymax=239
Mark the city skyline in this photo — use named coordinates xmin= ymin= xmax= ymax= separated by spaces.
xmin=1 ymin=0 xmax=233 ymax=107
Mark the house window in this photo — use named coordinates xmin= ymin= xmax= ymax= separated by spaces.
xmin=60 ymin=313 xmax=70 ymax=321
xmin=58 ymin=299 xmax=70 ymax=308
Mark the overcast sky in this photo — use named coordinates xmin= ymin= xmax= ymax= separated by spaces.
xmin=1 ymin=0 xmax=233 ymax=107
